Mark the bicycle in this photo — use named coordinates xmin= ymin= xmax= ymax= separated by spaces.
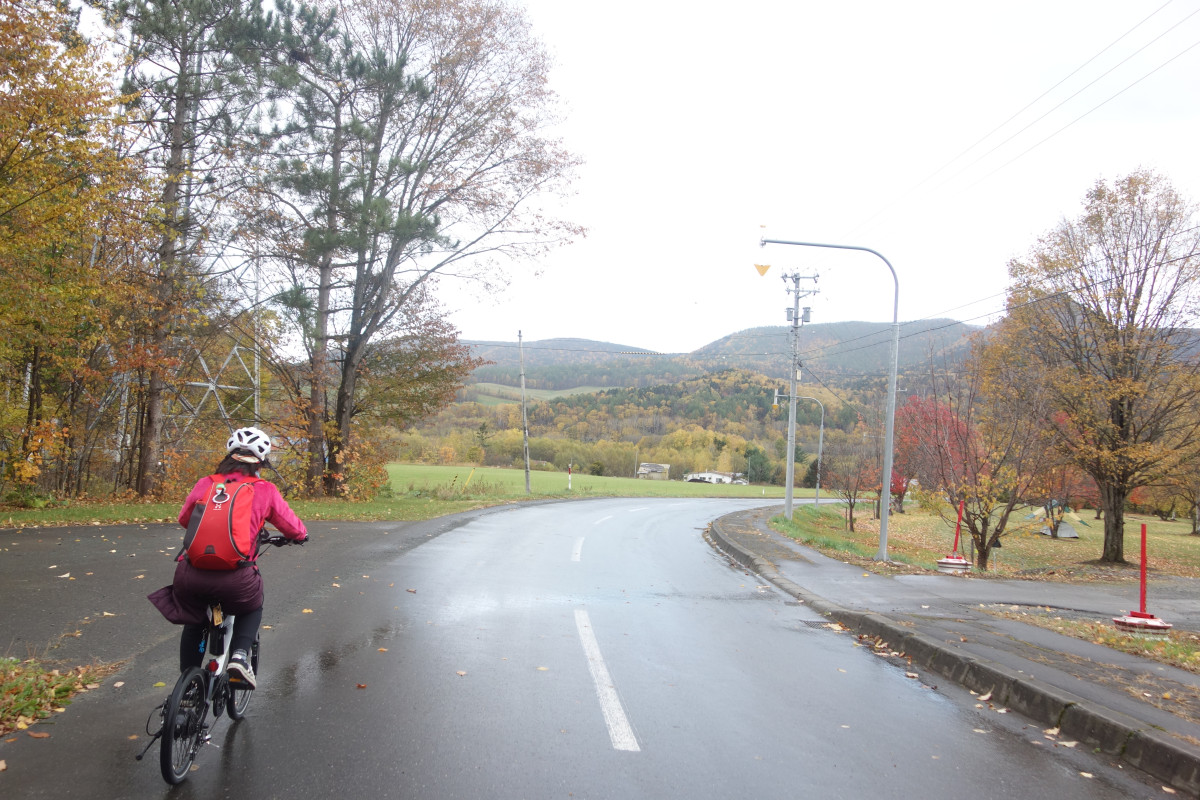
xmin=137 ymin=530 xmax=302 ymax=784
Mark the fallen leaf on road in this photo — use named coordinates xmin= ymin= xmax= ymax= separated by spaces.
xmin=28 ymin=731 xmax=50 ymax=739
xmin=302 ymin=609 xmax=313 ymax=613
xmin=905 ymin=672 xmax=919 ymax=679
xmin=979 ymin=691 xmax=993 ymax=702
xmin=973 ymin=729 xmax=987 ymax=734
xmin=406 ymin=588 xmax=416 ymax=593
xmin=378 ymin=648 xmax=388 ymax=653
xmin=128 ymin=735 xmax=139 ymax=740
xmin=114 ymin=681 xmax=124 ymax=688
xmin=456 ymin=671 xmax=467 ymax=677
xmin=1163 ymin=787 xmax=1177 ymax=794
xmin=537 ymin=667 xmax=549 ymax=671
xmin=0 ymin=760 xmax=5 ymax=771
xmin=1044 ymin=727 xmax=1059 ymax=736
xmin=102 ymin=612 xmax=115 ymax=617
xmin=331 ymin=583 xmax=340 ymax=587
xmin=1080 ymin=772 xmax=1093 ymax=779
xmin=356 ymin=684 xmax=367 ymax=689
xmin=1060 ymin=741 xmax=1078 ymax=748
xmin=57 ymin=573 xmax=70 ymax=578
xmin=153 ymin=682 xmax=166 ymax=688
xmin=49 ymin=565 xmax=57 ymax=569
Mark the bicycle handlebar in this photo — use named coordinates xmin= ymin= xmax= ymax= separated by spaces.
xmin=255 ymin=528 xmax=307 ymax=556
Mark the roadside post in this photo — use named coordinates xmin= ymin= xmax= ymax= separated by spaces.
xmin=936 ymin=498 xmax=971 ymax=574
xmin=1113 ymin=523 xmax=1172 ymax=637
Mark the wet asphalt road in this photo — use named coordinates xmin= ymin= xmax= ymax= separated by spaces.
xmin=0 ymin=498 xmax=1160 ymax=798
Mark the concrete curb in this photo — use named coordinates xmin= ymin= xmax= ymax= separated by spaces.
xmin=709 ymin=514 xmax=1200 ymax=797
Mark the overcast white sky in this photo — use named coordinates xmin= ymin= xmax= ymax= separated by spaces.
xmin=440 ymin=1 xmax=1200 ymax=354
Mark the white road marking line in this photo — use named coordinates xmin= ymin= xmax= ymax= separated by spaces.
xmin=571 ymin=537 xmax=585 ymax=562
xmin=574 ymin=609 xmax=640 ymax=752
xmin=627 ymin=507 xmax=648 ymax=513
xmin=593 ymin=515 xmax=612 ymax=525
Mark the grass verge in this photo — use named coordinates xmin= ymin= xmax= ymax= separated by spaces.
xmin=979 ymin=609 xmax=1200 ymax=675
xmin=1 ymin=658 xmax=120 ymax=736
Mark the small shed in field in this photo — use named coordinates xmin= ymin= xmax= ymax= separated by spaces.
xmin=637 ymin=463 xmax=671 ymax=480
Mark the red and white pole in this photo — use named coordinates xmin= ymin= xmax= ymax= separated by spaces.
xmin=1113 ymin=523 xmax=1171 ymax=636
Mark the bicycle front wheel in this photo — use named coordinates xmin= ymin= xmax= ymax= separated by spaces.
xmin=160 ymin=667 xmax=205 ymax=784
xmin=227 ymin=638 xmax=258 ymax=720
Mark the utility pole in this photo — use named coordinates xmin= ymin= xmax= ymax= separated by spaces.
xmin=519 ymin=331 xmax=531 ymax=494
xmin=781 ymin=271 xmax=818 ymax=520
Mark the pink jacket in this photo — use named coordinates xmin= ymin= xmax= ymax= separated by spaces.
xmin=177 ymin=473 xmax=308 ymax=556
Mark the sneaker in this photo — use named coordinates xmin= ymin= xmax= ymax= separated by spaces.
xmin=227 ymin=650 xmax=256 ymax=689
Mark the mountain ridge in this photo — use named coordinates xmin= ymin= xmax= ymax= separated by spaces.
xmin=464 ymin=319 xmax=983 ymax=392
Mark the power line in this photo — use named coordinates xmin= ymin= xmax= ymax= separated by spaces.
xmin=847 ymin=2 xmax=1189 ymax=237
xmin=942 ymin=7 xmax=1200 ymax=190
xmin=969 ymin=35 xmax=1200 ymax=187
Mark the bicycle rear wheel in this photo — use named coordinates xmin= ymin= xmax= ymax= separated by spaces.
xmin=227 ymin=638 xmax=259 ymax=720
xmin=160 ymin=667 xmax=205 ymax=784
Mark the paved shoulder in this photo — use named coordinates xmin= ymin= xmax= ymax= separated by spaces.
xmin=709 ymin=506 xmax=1200 ymax=797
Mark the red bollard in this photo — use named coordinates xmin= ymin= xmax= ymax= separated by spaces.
xmin=1113 ymin=524 xmax=1171 ymax=636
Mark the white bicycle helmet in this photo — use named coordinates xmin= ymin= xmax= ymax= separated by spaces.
xmin=226 ymin=426 xmax=271 ymax=463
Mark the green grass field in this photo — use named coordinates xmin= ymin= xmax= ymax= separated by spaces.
xmin=772 ymin=502 xmax=1200 ymax=579
xmin=0 ymin=464 xmax=793 ymax=528
xmin=387 ymin=463 xmax=792 ymax=500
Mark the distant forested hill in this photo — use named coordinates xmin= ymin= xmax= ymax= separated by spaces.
xmin=465 ymin=320 xmax=981 ymax=393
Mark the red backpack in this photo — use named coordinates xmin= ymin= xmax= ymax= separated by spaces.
xmin=181 ymin=475 xmax=261 ymax=570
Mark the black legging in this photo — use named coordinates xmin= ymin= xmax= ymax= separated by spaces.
xmin=179 ymin=607 xmax=263 ymax=672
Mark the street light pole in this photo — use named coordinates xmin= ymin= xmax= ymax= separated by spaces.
xmin=760 ymin=237 xmax=899 ymax=562
xmin=798 ymin=396 xmax=824 ymax=507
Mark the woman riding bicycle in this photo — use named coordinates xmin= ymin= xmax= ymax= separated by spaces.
xmin=150 ymin=427 xmax=307 ymax=688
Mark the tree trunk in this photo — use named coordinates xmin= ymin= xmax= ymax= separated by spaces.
xmin=975 ymin=540 xmax=990 ymax=571
xmin=136 ymin=363 xmax=165 ymax=496
xmin=1099 ymin=484 xmax=1128 ymax=563
xmin=305 ymin=267 xmax=331 ymax=495
xmin=138 ymin=39 xmax=192 ymax=497
xmin=326 ymin=341 xmax=362 ymax=497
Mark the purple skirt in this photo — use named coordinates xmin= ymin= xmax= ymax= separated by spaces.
xmin=148 ymin=561 xmax=264 ymax=626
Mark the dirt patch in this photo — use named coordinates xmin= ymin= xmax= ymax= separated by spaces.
xmin=1012 ymin=561 xmax=1146 ymax=584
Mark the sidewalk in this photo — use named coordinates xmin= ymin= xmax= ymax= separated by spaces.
xmin=710 ymin=505 xmax=1200 ymax=798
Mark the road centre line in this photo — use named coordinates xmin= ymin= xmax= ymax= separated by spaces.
xmin=574 ymin=609 xmax=640 ymax=752
xmin=593 ymin=515 xmax=612 ymax=525
xmin=571 ymin=537 xmax=585 ymax=562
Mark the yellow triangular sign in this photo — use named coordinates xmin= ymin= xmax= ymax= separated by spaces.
xmin=754 ymin=263 xmax=771 ymax=276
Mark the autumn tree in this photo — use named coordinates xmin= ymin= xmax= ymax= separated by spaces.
xmin=260 ymin=0 xmax=580 ymax=496
xmin=903 ymin=340 xmax=1051 ymax=570
xmin=1004 ymin=170 xmax=1200 ymax=563
xmin=0 ymin=0 xmax=153 ymax=497
xmin=822 ymin=431 xmax=877 ymax=533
